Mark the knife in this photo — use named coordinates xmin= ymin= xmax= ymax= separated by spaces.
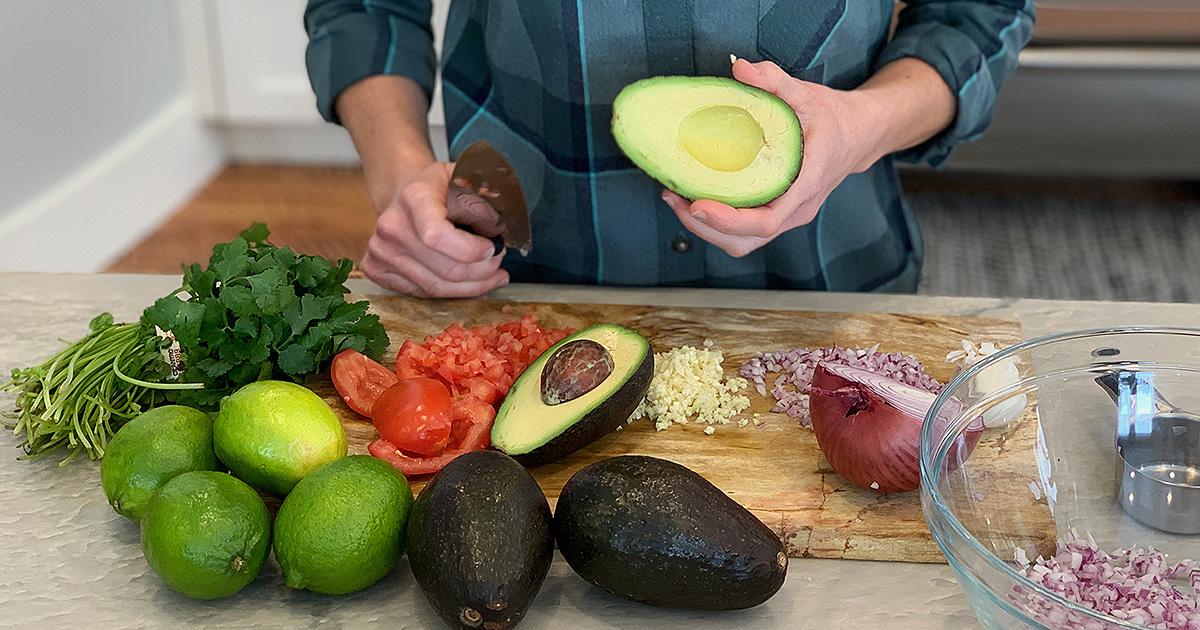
xmin=447 ymin=141 xmax=533 ymax=256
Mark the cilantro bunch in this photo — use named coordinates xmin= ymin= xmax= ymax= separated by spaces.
xmin=2 ymin=224 xmax=389 ymax=463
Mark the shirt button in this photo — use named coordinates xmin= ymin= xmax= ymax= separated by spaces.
xmin=671 ymin=236 xmax=692 ymax=254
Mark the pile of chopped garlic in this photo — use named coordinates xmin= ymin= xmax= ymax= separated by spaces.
xmin=631 ymin=340 xmax=750 ymax=432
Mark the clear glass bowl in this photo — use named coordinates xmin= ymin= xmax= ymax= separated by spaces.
xmin=922 ymin=327 xmax=1200 ymax=630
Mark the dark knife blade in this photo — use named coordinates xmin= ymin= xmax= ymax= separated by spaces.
xmin=447 ymin=141 xmax=532 ymax=256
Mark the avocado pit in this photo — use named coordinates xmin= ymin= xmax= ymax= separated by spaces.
xmin=677 ymin=105 xmax=764 ymax=172
xmin=541 ymin=339 xmax=614 ymax=405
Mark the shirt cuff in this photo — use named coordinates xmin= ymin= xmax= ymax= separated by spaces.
xmin=305 ymin=10 xmax=436 ymax=124
xmin=873 ymin=22 xmax=995 ymax=167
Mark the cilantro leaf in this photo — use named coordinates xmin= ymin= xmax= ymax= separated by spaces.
xmin=246 ymin=267 xmax=294 ymax=315
xmin=140 ymin=223 xmax=389 ymax=410
xmin=89 ymin=312 xmax=114 ymax=333
xmin=283 ymin=294 xmax=330 ymax=338
xmin=276 ymin=344 xmax=316 ymax=376
xmin=142 ymin=296 xmax=206 ymax=348
xmin=240 ymin=223 xmax=270 ymax=244
xmin=211 ymin=237 xmax=251 ymax=282
xmin=294 ymin=255 xmax=334 ymax=289
xmin=219 ymin=285 xmax=259 ymax=318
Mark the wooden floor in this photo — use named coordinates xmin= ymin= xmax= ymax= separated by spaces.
xmin=104 ymin=165 xmax=378 ymax=274
xmin=106 ymin=164 xmax=1200 ymax=279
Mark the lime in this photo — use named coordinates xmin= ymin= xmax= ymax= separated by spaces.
xmin=273 ymin=455 xmax=414 ymax=594
xmin=100 ymin=405 xmax=220 ymax=522
xmin=214 ymin=380 xmax=347 ymax=496
xmin=141 ymin=471 xmax=271 ymax=600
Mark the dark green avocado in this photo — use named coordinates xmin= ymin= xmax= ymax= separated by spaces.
xmin=491 ymin=324 xmax=653 ymax=467
xmin=554 ymin=455 xmax=788 ymax=610
xmin=406 ymin=450 xmax=554 ymax=630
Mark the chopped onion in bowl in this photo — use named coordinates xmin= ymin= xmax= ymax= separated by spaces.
xmin=738 ymin=344 xmax=943 ymax=428
xmin=1011 ymin=529 xmax=1200 ymax=629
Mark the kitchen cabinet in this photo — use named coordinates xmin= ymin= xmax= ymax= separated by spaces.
xmin=177 ymin=0 xmax=449 ymax=162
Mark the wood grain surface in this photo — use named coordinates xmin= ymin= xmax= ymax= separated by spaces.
xmin=306 ymin=295 xmax=1051 ymax=564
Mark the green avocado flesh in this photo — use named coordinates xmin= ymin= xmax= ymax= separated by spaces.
xmin=612 ymin=76 xmax=804 ymax=207
xmin=491 ymin=324 xmax=652 ymax=467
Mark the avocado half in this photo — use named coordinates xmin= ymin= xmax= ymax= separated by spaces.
xmin=491 ymin=324 xmax=653 ymax=467
xmin=612 ymin=76 xmax=803 ymax=208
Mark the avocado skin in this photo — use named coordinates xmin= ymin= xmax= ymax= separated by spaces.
xmin=511 ymin=347 xmax=653 ymax=467
xmin=554 ymin=455 xmax=787 ymax=610
xmin=407 ymin=450 xmax=554 ymax=630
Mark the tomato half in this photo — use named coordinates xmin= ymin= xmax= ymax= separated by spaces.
xmin=368 ymin=394 xmax=495 ymax=476
xmin=371 ymin=377 xmax=453 ymax=457
xmin=330 ymin=349 xmax=398 ymax=416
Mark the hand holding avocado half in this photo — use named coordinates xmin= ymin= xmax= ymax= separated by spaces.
xmin=659 ymin=57 xmax=955 ymax=259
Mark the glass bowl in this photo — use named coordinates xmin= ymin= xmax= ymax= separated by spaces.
xmin=922 ymin=327 xmax=1200 ymax=630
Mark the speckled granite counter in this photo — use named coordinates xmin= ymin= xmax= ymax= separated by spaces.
xmin=3 ymin=273 xmax=1195 ymax=630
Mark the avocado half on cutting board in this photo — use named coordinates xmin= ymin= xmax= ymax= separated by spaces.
xmin=491 ymin=324 xmax=653 ymax=466
xmin=612 ymin=76 xmax=803 ymax=208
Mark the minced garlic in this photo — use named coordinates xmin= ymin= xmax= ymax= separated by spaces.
xmin=631 ymin=341 xmax=750 ymax=431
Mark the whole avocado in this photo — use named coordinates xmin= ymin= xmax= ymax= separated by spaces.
xmin=407 ymin=450 xmax=554 ymax=629
xmin=554 ymin=455 xmax=788 ymax=610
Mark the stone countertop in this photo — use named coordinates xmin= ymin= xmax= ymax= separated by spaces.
xmin=2 ymin=273 xmax=1195 ymax=630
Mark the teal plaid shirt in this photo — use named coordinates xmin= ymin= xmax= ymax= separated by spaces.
xmin=305 ymin=0 xmax=1033 ymax=292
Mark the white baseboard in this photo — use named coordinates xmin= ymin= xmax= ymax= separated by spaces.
xmin=0 ymin=97 xmax=226 ymax=273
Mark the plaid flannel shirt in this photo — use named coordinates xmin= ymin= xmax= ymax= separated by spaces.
xmin=305 ymin=0 xmax=1033 ymax=291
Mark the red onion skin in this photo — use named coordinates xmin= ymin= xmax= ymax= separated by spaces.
xmin=809 ymin=363 xmax=981 ymax=494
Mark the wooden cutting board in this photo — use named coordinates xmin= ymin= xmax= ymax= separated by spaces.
xmin=306 ymin=295 xmax=1048 ymax=564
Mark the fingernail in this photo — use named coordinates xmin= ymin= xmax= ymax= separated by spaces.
xmin=748 ymin=62 xmax=762 ymax=76
xmin=692 ymin=210 xmax=708 ymax=222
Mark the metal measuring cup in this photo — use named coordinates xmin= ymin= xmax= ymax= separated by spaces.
xmin=1098 ymin=370 xmax=1200 ymax=535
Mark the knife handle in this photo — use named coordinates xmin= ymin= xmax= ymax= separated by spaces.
xmin=452 ymin=222 xmax=505 ymax=257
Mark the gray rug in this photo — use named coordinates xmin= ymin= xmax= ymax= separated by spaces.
xmin=908 ymin=186 xmax=1200 ymax=303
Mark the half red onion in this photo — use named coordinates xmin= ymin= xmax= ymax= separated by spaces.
xmin=809 ymin=362 xmax=983 ymax=493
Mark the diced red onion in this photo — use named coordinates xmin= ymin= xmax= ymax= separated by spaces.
xmin=738 ymin=344 xmax=943 ymax=429
xmin=1011 ymin=529 xmax=1200 ymax=629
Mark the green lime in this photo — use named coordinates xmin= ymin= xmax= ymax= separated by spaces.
xmin=100 ymin=405 xmax=220 ymax=522
xmin=273 ymin=455 xmax=414 ymax=594
xmin=214 ymin=380 xmax=347 ymax=496
xmin=141 ymin=471 xmax=271 ymax=600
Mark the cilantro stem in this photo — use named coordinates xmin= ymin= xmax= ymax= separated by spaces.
xmin=111 ymin=358 xmax=204 ymax=391
xmin=1 ymin=321 xmax=176 ymax=463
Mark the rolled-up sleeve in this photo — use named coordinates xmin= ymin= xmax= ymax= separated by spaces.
xmin=304 ymin=0 xmax=436 ymax=124
xmin=873 ymin=0 xmax=1035 ymax=166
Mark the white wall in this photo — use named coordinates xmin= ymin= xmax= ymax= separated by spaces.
xmin=0 ymin=1 xmax=180 ymax=213
xmin=0 ymin=0 xmax=225 ymax=272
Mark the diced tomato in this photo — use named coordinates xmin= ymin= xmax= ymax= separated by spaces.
xmin=367 ymin=314 xmax=571 ymax=475
xmin=393 ymin=314 xmax=573 ymax=403
xmin=371 ymin=378 xmax=453 ymax=456
xmin=367 ymin=394 xmax=496 ymax=476
xmin=330 ymin=349 xmax=398 ymax=416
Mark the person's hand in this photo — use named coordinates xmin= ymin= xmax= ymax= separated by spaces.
xmin=662 ymin=59 xmax=883 ymax=258
xmin=663 ymin=57 xmax=952 ymax=258
xmin=360 ymin=161 xmax=509 ymax=298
